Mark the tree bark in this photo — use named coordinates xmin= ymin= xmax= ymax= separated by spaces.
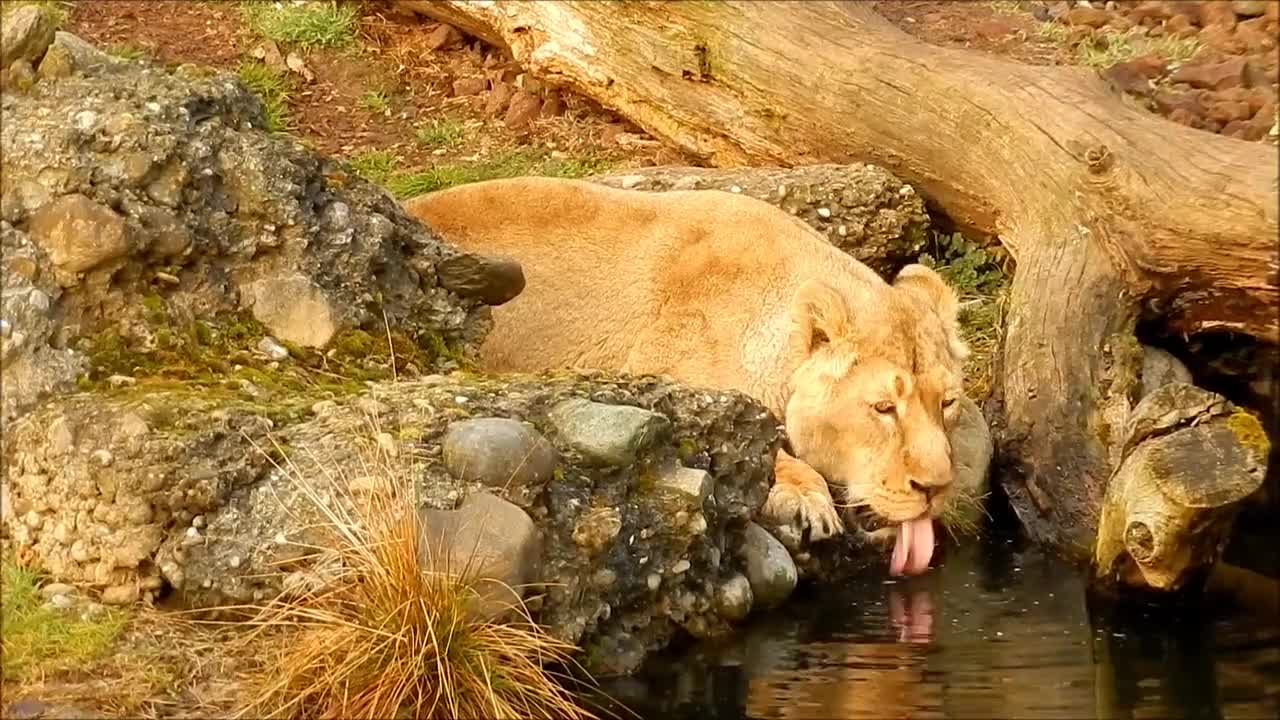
xmin=392 ymin=1 xmax=1278 ymax=568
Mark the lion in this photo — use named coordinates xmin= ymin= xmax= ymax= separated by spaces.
xmin=403 ymin=176 xmax=972 ymax=577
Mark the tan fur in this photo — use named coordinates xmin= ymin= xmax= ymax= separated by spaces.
xmin=404 ymin=176 xmax=969 ymax=540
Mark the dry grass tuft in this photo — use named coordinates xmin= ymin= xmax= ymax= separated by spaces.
xmin=203 ymin=424 xmax=602 ymax=720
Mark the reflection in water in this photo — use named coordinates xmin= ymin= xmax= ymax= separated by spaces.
xmin=592 ymin=534 xmax=1280 ymax=720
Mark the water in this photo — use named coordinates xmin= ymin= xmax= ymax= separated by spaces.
xmin=590 ymin=532 xmax=1280 ymax=720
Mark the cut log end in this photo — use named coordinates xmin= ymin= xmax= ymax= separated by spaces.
xmin=1092 ymin=384 xmax=1269 ymax=592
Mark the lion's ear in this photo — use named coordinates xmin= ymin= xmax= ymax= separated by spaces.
xmin=789 ymin=278 xmax=854 ymax=356
xmin=893 ymin=263 xmax=970 ymax=361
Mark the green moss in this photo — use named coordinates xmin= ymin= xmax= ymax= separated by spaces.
xmin=1226 ymin=409 xmax=1271 ymax=458
xmin=676 ymin=438 xmax=699 ymax=461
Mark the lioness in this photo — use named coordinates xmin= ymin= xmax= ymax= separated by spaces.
xmin=404 ymin=177 xmax=969 ymax=576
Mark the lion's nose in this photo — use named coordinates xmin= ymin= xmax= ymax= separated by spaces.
xmin=909 ymin=479 xmax=935 ymax=501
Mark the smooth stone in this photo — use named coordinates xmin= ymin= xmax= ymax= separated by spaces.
xmin=548 ymin=398 xmax=672 ymax=466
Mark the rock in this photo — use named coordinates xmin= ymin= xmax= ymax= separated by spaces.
xmin=1207 ymin=99 xmax=1254 ymax=124
xmin=1 ymin=4 xmax=55 ymax=70
xmin=1063 ymin=6 xmax=1111 ymax=27
xmin=484 ymin=80 xmax=514 ymax=114
xmin=434 ymin=252 xmax=526 ymax=306
xmin=452 ymin=76 xmax=486 ymax=96
xmin=715 ymin=572 xmax=754 ymax=621
xmin=0 ymin=36 xmax=496 ymax=422
xmin=4 ymin=372 xmax=784 ymax=677
xmin=657 ymin=465 xmax=714 ymax=507
xmin=419 ymin=491 xmax=542 ymax=621
xmin=541 ymin=94 xmax=567 ymax=118
xmin=504 ymin=90 xmax=543 ymax=129
xmin=425 ymin=23 xmax=465 ymax=51
xmin=49 ymin=593 xmax=75 ymax=610
xmin=1102 ymin=59 xmax=1159 ymax=96
xmin=45 ymin=31 xmax=122 ymax=74
xmin=256 ymin=336 xmax=290 ymax=361
xmin=741 ymin=521 xmax=797 ymax=610
xmin=27 ymin=194 xmax=130 ymax=275
xmin=1170 ymin=58 xmax=1248 ymax=90
xmin=1141 ymin=346 xmax=1194 ymax=398
xmin=588 ymin=165 xmax=931 ymax=276
xmin=1201 ymin=1 xmax=1240 ymax=27
xmin=442 ymin=417 xmax=559 ymax=501
xmin=100 ymin=582 xmax=139 ymax=606
xmin=549 ymin=398 xmax=673 ymax=466
xmin=244 ymin=274 xmax=338 ymax=348
xmin=1232 ymin=0 xmax=1270 ymax=17
xmin=39 ymin=581 xmax=76 ymax=599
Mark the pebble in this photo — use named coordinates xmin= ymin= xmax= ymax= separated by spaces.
xmin=441 ymin=417 xmax=558 ymax=496
xmin=817 ymin=207 xmax=832 ymax=218
xmin=646 ymin=573 xmax=661 ymax=591
xmin=0 ymin=319 xmax=10 ymax=338
xmin=257 ymin=335 xmax=290 ymax=361
xmin=90 ymin=449 xmax=113 ymax=466
xmin=49 ymin=593 xmax=75 ymax=609
xmin=742 ymin=521 xmax=797 ymax=609
xmin=548 ymin=398 xmax=672 ymax=466
xmin=716 ymin=572 xmax=754 ymax=621
xmin=106 ymin=374 xmax=136 ymax=388
xmin=671 ymin=559 xmax=691 ymax=574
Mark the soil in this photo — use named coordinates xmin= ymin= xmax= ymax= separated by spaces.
xmin=64 ymin=0 xmax=689 ymax=182
xmin=5 ymin=0 xmax=1277 ymax=717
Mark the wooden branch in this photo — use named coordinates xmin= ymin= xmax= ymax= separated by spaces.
xmin=1093 ymin=383 xmax=1268 ymax=592
xmin=394 ymin=0 xmax=1278 ymax=569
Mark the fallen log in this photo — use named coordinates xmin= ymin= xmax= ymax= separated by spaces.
xmin=393 ymin=0 xmax=1278 ymax=577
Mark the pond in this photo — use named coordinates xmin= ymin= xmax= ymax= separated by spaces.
xmin=586 ymin=525 xmax=1280 ymax=720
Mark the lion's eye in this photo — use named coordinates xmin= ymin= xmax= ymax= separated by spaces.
xmin=942 ymin=397 xmax=957 ymax=410
xmin=874 ymin=400 xmax=896 ymax=414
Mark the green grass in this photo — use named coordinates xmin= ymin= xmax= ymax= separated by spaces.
xmin=358 ymin=88 xmax=391 ymax=113
xmin=347 ymin=149 xmax=400 ymax=184
xmin=240 ymin=0 xmax=359 ymax=50
xmin=0 ymin=0 xmax=72 ymax=27
xmin=1 ymin=557 xmax=129 ymax=683
xmin=237 ymin=60 xmax=292 ymax=133
xmin=415 ymin=117 xmax=467 ymax=148
xmin=385 ymin=149 xmax=613 ymax=199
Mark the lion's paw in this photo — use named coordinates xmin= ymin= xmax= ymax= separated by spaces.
xmin=762 ymin=480 xmax=845 ymax=544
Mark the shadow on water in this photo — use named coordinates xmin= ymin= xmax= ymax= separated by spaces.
xmin=584 ymin=528 xmax=1280 ymax=720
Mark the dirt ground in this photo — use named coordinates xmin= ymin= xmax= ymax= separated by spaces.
xmin=3 ymin=0 xmax=1277 ymax=717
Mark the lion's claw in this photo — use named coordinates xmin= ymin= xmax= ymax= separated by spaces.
xmin=762 ymin=480 xmax=845 ymax=544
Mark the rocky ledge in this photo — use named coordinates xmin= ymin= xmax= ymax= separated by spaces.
xmin=2 ymin=371 xmax=789 ymax=676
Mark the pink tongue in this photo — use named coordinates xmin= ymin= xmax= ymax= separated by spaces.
xmin=889 ymin=515 xmax=936 ymax=576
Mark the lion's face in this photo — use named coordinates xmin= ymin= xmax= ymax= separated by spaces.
xmin=782 ymin=264 xmax=969 ymax=528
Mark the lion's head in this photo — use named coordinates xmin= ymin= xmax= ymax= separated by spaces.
xmin=782 ymin=263 xmax=969 ymax=573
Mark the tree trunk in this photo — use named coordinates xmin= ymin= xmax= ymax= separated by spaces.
xmin=392 ymin=1 xmax=1278 ymax=570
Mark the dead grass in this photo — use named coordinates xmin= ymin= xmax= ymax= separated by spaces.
xmin=194 ymin=424 xmax=603 ymax=720
xmin=1075 ymin=29 xmax=1200 ymax=68
xmin=0 ymin=0 xmax=72 ymax=27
